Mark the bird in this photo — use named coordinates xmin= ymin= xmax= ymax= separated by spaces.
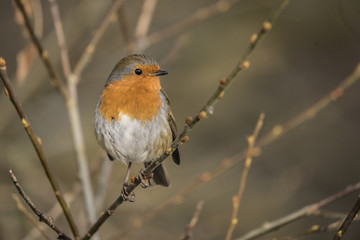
xmin=94 ymin=54 xmax=180 ymax=200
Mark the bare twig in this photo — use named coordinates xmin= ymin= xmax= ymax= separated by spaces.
xmin=94 ymin=154 xmax=113 ymax=211
xmin=143 ymin=0 xmax=242 ymax=49
xmin=160 ymin=34 xmax=191 ymax=66
xmin=235 ymin=182 xmax=360 ymax=240
xmin=180 ymin=201 xmax=205 ymax=240
xmin=264 ymin=216 xmax=359 ymax=240
xmin=225 ymin=113 xmax=265 ymax=240
xmin=9 ymin=170 xmax=72 ymax=240
xmin=82 ymin=1 xmax=288 ymax=239
xmin=73 ymin=0 xmax=124 ymax=83
xmin=13 ymin=0 xmax=69 ymax=98
xmin=0 ymin=58 xmax=79 ymax=239
xmin=48 ymin=0 xmax=71 ymax=78
xmin=46 ymin=0 xmax=97 ymax=227
xmin=12 ymin=194 xmax=52 ymax=240
xmin=117 ymin=5 xmax=135 ymax=54
xmin=333 ymin=194 xmax=360 ymax=240
xmin=134 ymin=0 xmax=158 ymax=51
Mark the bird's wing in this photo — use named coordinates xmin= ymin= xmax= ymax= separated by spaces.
xmin=161 ymin=88 xmax=180 ymax=165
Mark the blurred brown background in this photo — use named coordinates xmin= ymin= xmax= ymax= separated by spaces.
xmin=1 ymin=0 xmax=360 ymax=239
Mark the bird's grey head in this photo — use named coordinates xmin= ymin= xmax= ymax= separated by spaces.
xmin=105 ymin=54 xmax=159 ymax=86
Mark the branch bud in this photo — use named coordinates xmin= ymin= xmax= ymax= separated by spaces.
xmin=250 ymin=33 xmax=258 ymax=44
xmin=185 ymin=116 xmax=193 ymax=126
xmin=240 ymin=61 xmax=250 ymax=69
xmin=4 ymin=87 xmax=9 ymax=97
xmin=0 ymin=57 xmax=6 ymax=68
xmin=218 ymin=91 xmax=225 ymax=100
xmin=181 ymin=136 xmax=189 ymax=143
xmin=166 ymin=147 xmax=172 ymax=155
xmin=22 ymin=118 xmax=29 ymax=128
xmin=199 ymin=111 xmax=207 ymax=119
xmin=262 ymin=21 xmax=272 ymax=31
xmin=220 ymin=78 xmax=226 ymax=87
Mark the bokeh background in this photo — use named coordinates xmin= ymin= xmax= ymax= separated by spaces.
xmin=1 ymin=0 xmax=360 ymax=239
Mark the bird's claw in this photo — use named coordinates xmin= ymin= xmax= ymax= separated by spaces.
xmin=121 ymin=183 xmax=135 ymax=202
xmin=138 ymin=169 xmax=153 ymax=188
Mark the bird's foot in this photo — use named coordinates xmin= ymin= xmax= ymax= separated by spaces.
xmin=121 ymin=183 xmax=135 ymax=202
xmin=138 ymin=169 xmax=154 ymax=188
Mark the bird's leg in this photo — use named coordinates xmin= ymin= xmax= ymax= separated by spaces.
xmin=138 ymin=167 xmax=154 ymax=189
xmin=121 ymin=162 xmax=135 ymax=202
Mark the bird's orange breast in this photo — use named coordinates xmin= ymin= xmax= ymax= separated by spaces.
xmin=98 ymin=74 xmax=162 ymax=122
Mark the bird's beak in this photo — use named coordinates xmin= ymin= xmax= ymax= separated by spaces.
xmin=150 ymin=70 xmax=168 ymax=76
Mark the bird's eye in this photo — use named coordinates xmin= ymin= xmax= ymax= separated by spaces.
xmin=134 ymin=69 xmax=142 ymax=75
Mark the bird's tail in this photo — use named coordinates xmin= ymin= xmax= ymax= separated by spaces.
xmin=144 ymin=162 xmax=170 ymax=187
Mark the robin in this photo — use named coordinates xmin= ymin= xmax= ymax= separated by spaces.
xmin=94 ymin=54 xmax=180 ymax=200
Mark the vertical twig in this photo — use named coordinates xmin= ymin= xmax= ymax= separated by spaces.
xmin=47 ymin=0 xmax=97 ymax=226
xmin=48 ymin=0 xmax=71 ymax=78
xmin=180 ymin=201 xmax=205 ymax=240
xmin=134 ymin=0 xmax=158 ymax=51
xmin=94 ymin=154 xmax=113 ymax=211
xmin=9 ymin=170 xmax=72 ymax=240
xmin=0 ymin=58 xmax=79 ymax=239
xmin=225 ymin=113 xmax=265 ymax=240
xmin=117 ymin=5 xmax=135 ymax=55
xmin=333 ymin=195 xmax=360 ymax=240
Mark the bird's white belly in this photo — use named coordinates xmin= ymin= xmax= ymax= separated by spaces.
xmin=94 ymin=105 xmax=172 ymax=164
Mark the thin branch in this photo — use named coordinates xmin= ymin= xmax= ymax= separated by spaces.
xmin=160 ymin=33 xmax=191 ymax=66
xmin=144 ymin=0 xmax=241 ymax=49
xmin=180 ymin=201 xmax=205 ymax=240
xmin=73 ymin=0 xmax=124 ymax=84
xmin=311 ymin=210 xmax=347 ymax=219
xmin=48 ymin=0 xmax=71 ymax=78
xmin=333 ymin=194 xmax=360 ymax=240
xmin=134 ymin=0 xmax=158 ymax=51
xmin=82 ymin=1 xmax=289 ymax=239
xmin=225 ymin=113 xmax=265 ymax=240
xmin=9 ymin=170 xmax=72 ymax=240
xmin=119 ymin=61 xmax=360 ymax=238
xmin=235 ymin=182 xmax=360 ymax=240
xmin=12 ymin=194 xmax=52 ymax=240
xmin=13 ymin=0 xmax=69 ymax=98
xmin=95 ymin=154 xmax=113 ymax=211
xmin=0 ymin=58 xmax=79 ymax=239
xmin=264 ymin=217 xmax=359 ymax=240
xmin=117 ymin=5 xmax=135 ymax=55
xmin=47 ymin=0 xmax=97 ymax=226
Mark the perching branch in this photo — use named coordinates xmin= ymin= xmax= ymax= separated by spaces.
xmin=225 ymin=113 xmax=265 ymax=240
xmin=9 ymin=170 xmax=72 ymax=240
xmin=235 ymin=182 xmax=360 ymax=240
xmin=180 ymin=201 xmax=205 ymax=240
xmin=81 ymin=1 xmax=289 ymax=239
xmin=0 ymin=58 xmax=79 ymax=239
xmin=333 ymin=194 xmax=360 ymax=240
